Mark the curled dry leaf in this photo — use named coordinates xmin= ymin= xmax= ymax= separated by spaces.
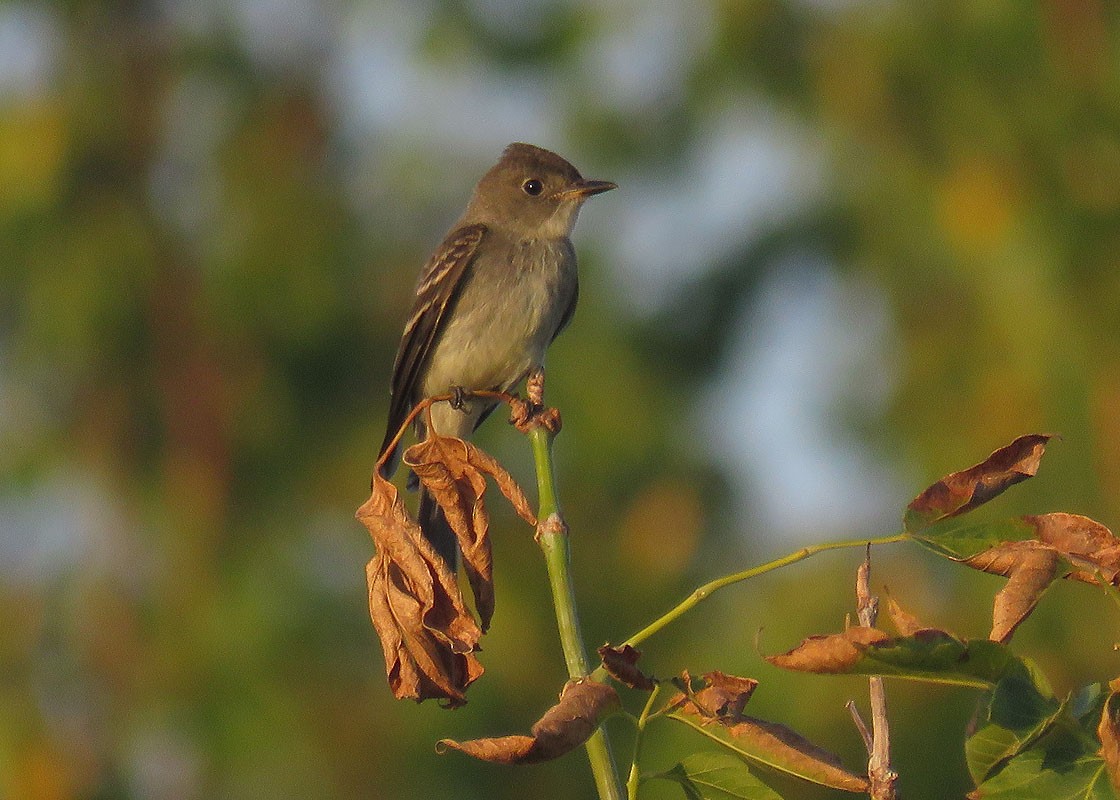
xmin=406 ymin=432 xmax=537 ymax=525
xmin=1027 ymin=512 xmax=1120 ymax=585
xmin=965 ymin=541 xmax=1061 ymax=643
xmin=598 ymin=644 xmax=656 ymax=691
xmin=1099 ymin=686 xmax=1120 ymax=794
xmin=357 ymin=474 xmax=483 ymax=707
xmin=438 ymin=679 xmax=620 ymax=764
xmin=958 ymin=514 xmax=1119 ymax=642
xmin=766 ymin=627 xmax=891 ymax=674
xmin=905 ymin=434 xmax=1052 ymax=532
xmin=671 ymin=670 xmax=759 ymax=722
xmin=405 ymin=432 xmax=537 ymax=630
xmin=885 ymin=594 xmax=932 ymax=637
xmin=668 ymin=672 xmax=868 ymax=793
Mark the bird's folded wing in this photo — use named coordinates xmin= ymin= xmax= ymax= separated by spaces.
xmin=378 ymin=223 xmax=488 ymax=467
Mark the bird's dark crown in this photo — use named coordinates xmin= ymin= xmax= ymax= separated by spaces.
xmin=495 ymin=143 xmax=583 ymax=185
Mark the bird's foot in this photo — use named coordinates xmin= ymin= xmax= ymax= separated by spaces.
xmin=510 ymin=368 xmax=561 ymax=433
xmin=535 ymin=405 xmax=562 ymax=434
xmin=508 ymin=394 xmax=562 ymax=434
xmin=449 ymin=385 xmax=470 ymax=411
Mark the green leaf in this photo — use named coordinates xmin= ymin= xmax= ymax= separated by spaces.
xmin=913 ymin=518 xmax=1037 ymax=561
xmin=648 ymin=753 xmax=784 ymax=799
xmin=770 ymin=628 xmax=1022 ymax=688
xmin=667 ymin=713 xmax=868 ymax=793
xmin=966 ymin=671 xmax=1065 ymax=785
xmin=973 ymin=748 xmax=1114 ymax=799
xmin=854 ymin=633 xmax=1018 ymax=687
xmin=972 ymin=692 xmax=1116 ymax=800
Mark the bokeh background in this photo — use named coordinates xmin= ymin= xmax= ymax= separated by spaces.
xmin=3 ymin=1 xmax=1120 ymax=798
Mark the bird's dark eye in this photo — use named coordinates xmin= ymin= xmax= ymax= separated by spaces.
xmin=522 ymin=178 xmax=543 ymax=196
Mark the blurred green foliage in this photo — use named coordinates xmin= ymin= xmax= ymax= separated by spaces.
xmin=2 ymin=1 xmax=1120 ymax=799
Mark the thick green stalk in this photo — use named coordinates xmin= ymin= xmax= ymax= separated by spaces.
xmin=529 ymin=425 xmax=624 ymax=800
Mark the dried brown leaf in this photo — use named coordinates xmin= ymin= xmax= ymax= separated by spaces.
xmin=405 ymin=436 xmax=494 ymax=628
xmin=357 ymin=474 xmax=483 ymax=706
xmin=964 ymin=541 xmax=1061 ymax=643
xmin=906 ymin=434 xmax=1052 ymax=530
xmin=1099 ymin=686 xmax=1120 ymax=794
xmin=674 ymin=670 xmax=759 ymax=721
xmin=438 ymin=679 xmax=619 ymax=764
xmin=598 ymin=644 xmax=656 ymax=691
xmin=884 ymin=594 xmax=927 ymax=637
xmin=665 ymin=668 xmax=698 ymax=714
xmin=766 ymin=627 xmax=891 ymax=674
xmin=405 ymin=433 xmax=538 ymax=630
xmin=406 ymin=432 xmax=537 ymax=525
xmin=1026 ymin=512 xmax=1120 ymax=585
xmin=957 ymin=514 xmax=1120 ymax=642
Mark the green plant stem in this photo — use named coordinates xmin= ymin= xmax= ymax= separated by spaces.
xmin=626 ymin=684 xmax=663 ymax=800
xmin=600 ymin=533 xmax=910 ymax=676
xmin=529 ymin=424 xmax=624 ymax=800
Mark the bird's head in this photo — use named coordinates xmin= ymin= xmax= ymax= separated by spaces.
xmin=467 ymin=142 xmax=616 ymax=239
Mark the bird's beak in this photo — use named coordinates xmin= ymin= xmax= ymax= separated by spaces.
xmin=556 ymin=179 xmax=617 ymax=201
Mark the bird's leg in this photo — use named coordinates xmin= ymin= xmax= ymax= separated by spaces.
xmin=510 ymin=367 xmax=562 ymax=434
xmin=526 ymin=367 xmax=545 ymax=407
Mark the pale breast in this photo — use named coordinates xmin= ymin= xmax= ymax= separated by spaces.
xmin=420 ymin=236 xmax=577 ymax=399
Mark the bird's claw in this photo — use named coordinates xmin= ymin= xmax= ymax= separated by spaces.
xmin=535 ymin=405 xmax=562 ymax=434
xmin=508 ymin=369 xmax=559 ymax=432
xmin=509 ymin=395 xmax=562 ymax=434
xmin=449 ymin=385 xmax=469 ymax=411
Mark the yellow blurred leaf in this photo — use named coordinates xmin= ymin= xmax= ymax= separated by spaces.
xmin=0 ymin=100 xmax=67 ymax=214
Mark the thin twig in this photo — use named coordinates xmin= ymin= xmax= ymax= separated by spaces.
xmin=590 ymin=533 xmax=909 ymax=681
xmin=847 ymin=699 xmax=873 ymax=753
xmin=855 ymin=546 xmax=900 ymax=800
xmin=626 ymin=683 xmax=663 ymax=800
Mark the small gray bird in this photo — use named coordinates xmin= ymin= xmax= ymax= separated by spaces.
xmin=378 ymin=143 xmax=616 ymax=565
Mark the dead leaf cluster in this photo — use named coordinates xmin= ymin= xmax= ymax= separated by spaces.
xmin=356 ymin=431 xmax=536 ymax=706
xmin=901 ymin=434 xmax=1120 ymax=643
xmin=962 ymin=512 xmax=1120 ymax=643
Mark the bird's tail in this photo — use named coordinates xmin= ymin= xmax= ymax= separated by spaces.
xmin=377 ymin=445 xmax=399 ymax=480
xmin=419 ymin=487 xmax=459 ymax=568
